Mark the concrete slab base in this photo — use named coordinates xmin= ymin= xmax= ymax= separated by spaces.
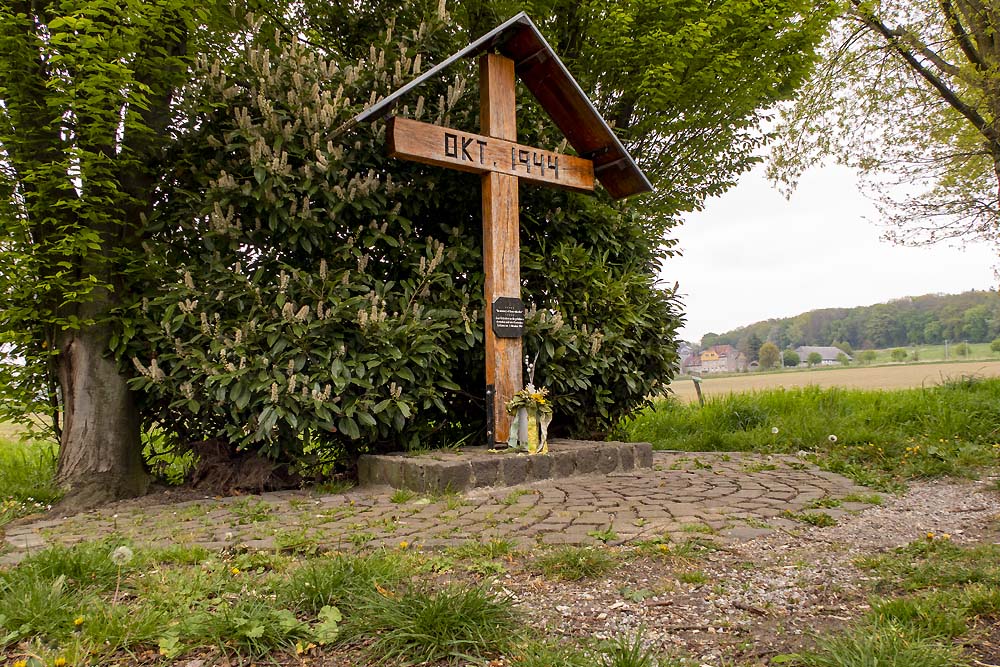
xmin=358 ymin=438 xmax=653 ymax=493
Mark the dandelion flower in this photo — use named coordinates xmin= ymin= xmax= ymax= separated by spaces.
xmin=926 ymin=532 xmax=935 ymax=540
xmin=942 ymin=533 xmax=951 ymax=540
xmin=771 ymin=427 xmax=779 ymax=435
xmin=12 ymin=660 xmax=26 ymax=667
xmin=74 ymin=616 xmax=85 ymax=626
xmin=657 ymin=543 xmax=670 ymax=553
xmin=55 ymin=658 xmax=67 ymax=667
xmin=110 ymin=545 xmax=134 ymax=566
xmin=231 ymin=567 xmax=241 ymax=575
xmin=398 ymin=541 xmax=409 ymax=550
xmin=828 ymin=434 xmax=838 ymax=443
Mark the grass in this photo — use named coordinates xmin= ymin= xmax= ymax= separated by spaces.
xmin=1 ymin=542 xmax=532 ymax=664
xmin=624 ymin=378 xmax=1000 ymax=490
xmin=0 ymin=437 xmax=61 ymax=528
xmin=790 ymin=624 xmax=968 ymax=667
xmin=534 ymin=546 xmax=617 ymax=581
xmin=784 ymin=539 xmax=1000 ymax=666
xmin=677 ymin=570 xmax=708 ymax=585
xmin=869 ymin=341 xmax=996 ymax=363
xmin=782 ymin=510 xmax=839 ymax=527
xmin=390 ymin=488 xmax=417 ymax=504
xmin=345 ymin=584 xmax=519 ymax=665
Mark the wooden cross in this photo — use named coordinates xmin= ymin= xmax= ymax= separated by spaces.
xmin=386 ymin=53 xmax=595 ymax=445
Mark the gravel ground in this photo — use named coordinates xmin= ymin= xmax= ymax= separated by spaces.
xmin=499 ymin=473 xmax=1000 ymax=665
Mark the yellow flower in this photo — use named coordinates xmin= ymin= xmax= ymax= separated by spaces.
xmin=231 ymin=567 xmax=240 ymax=575
xmin=73 ymin=616 xmax=84 ymax=626
xmin=55 ymin=658 xmax=67 ymax=667
xmin=657 ymin=543 xmax=670 ymax=553
xmin=13 ymin=660 xmax=27 ymax=667
xmin=398 ymin=541 xmax=409 ymax=550
xmin=942 ymin=533 xmax=951 ymax=540
xmin=926 ymin=532 xmax=935 ymax=540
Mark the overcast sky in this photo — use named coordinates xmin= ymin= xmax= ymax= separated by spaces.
xmin=663 ymin=164 xmax=999 ymax=343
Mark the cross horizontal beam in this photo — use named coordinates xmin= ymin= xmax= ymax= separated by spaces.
xmin=387 ymin=116 xmax=594 ymax=193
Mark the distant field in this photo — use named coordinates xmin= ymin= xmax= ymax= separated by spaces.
xmin=668 ymin=359 xmax=1000 ymax=402
xmin=0 ymin=420 xmax=24 ymax=442
xmin=868 ymin=342 xmax=996 ymax=363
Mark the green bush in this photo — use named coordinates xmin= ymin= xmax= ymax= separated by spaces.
xmin=890 ymin=348 xmax=907 ymax=362
xmin=782 ymin=350 xmax=800 ymax=367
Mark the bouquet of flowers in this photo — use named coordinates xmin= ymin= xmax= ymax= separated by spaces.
xmin=505 ymin=384 xmax=552 ymax=454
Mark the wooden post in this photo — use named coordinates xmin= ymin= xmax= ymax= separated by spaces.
xmin=480 ymin=52 xmax=521 ymax=445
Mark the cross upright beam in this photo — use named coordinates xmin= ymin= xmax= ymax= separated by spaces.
xmin=480 ymin=52 xmax=521 ymax=445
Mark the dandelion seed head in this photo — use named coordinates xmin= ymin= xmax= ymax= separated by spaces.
xmin=110 ymin=545 xmax=134 ymax=566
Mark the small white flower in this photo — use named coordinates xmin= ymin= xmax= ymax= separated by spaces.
xmin=828 ymin=434 xmax=838 ymax=443
xmin=110 ymin=546 xmax=134 ymax=566
xmin=771 ymin=427 xmax=779 ymax=435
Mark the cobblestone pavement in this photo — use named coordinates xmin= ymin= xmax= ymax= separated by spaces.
xmin=1 ymin=452 xmax=876 ymax=566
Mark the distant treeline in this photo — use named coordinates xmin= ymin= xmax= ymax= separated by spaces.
xmin=701 ymin=290 xmax=1000 ymax=352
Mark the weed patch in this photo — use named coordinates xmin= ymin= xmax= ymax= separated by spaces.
xmin=788 ymin=540 xmax=1000 ymax=667
xmin=534 ymin=546 xmax=617 ymax=581
xmin=790 ymin=623 xmax=968 ymax=667
xmin=346 ymin=585 xmax=519 ymax=665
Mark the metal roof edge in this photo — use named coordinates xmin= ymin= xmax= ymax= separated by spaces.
xmin=351 ymin=12 xmax=652 ymax=199
xmin=353 ymin=12 xmax=532 ymax=124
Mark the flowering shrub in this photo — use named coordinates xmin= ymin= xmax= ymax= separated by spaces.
xmin=121 ymin=13 xmax=681 ymax=471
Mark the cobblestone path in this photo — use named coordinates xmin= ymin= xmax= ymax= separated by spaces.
xmin=1 ymin=452 xmax=876 ymax=566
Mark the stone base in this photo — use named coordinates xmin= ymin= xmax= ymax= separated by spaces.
xmin=357 ymin=438 xmax=653 ymax=493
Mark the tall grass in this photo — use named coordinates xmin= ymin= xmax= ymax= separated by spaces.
xmin=0 ymin=436 xmax=60 ymax=526
xmin=623 ymin=378 xmax=1000 ymax=489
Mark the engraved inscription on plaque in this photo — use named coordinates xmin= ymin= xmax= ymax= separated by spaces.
xmin=492 ymin=297 xmax=525 ymax=338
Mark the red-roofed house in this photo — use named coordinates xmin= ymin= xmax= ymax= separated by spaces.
xmin=699 ymin=344 xmax=747 ymax=373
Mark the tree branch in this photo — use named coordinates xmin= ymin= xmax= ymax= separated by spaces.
xmin=850 ymin=0 xmax=999 ymax=150
xmin=939 ymin=0 xmax=986 ymax=69
xmin=896 ymin=30 xmax=960 ymax=76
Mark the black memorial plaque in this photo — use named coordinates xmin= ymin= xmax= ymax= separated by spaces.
xmin=492 ymin=297 xmax=525 ymax=338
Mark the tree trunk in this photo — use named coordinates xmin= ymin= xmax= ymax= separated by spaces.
xmin=54 ymin=293 xmax=149 ymax=510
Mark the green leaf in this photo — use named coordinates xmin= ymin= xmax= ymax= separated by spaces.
xmin=338 ymin=416 xmax=360 ymax=439
xmin=158 ymin=633 xmax=183 ymax=659
xmin=313 ymin=605 xmax=342 ymax=644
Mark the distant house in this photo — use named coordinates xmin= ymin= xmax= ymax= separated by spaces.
xmin=681 ymin=352 xmax=702 ymax=374
xmin=676 ymin=343 xmax=698 ymax=374
xmin=699 ymin=344 xmax=747 ymax=373
xmin=795 ymin=346 xmax=851 ymax=366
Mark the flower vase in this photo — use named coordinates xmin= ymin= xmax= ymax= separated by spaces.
xmin=526 ymin=405 xmax=540 ymax=454
xmin=539 ymin=410 xmax=551 ymax=454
